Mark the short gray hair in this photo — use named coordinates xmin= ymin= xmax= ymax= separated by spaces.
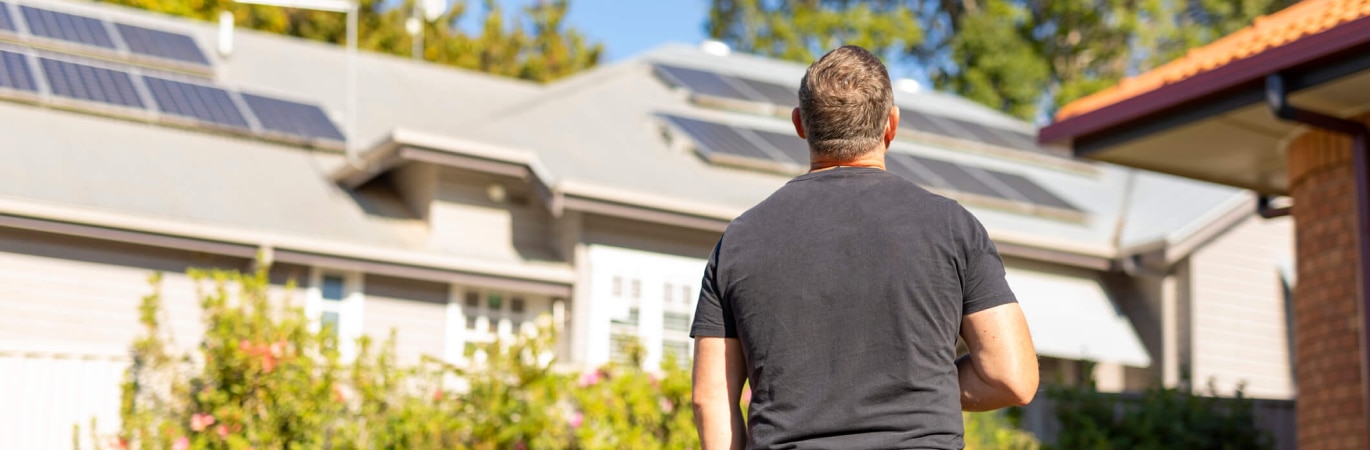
xmin=797 ymin=46 xmax=894 ymax=161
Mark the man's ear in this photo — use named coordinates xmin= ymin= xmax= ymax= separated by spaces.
xmin=884 ymin=106 xmax=899 ymax=148
xmin=792 ymin=107 xmax=807 ymax=139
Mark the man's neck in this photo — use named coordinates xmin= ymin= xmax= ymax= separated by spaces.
xmin=809 ymin=150 xmax=887 ymax=172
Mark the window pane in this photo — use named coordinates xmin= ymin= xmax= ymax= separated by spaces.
xmin=487 ymin=294 xmax=503 ymax=311
xmin=465 ymin=291 xmax=480 ymax=308
xmin=612 ymin=276 xmax=622 ymax=296
xmin=511 ymin=297 xmax=525 ymax=313
xmin=682 ymin=286 xmax=692 ymax=304
xmin=664 ymin=283 xmax=673 ymax=303
xmin=465 ymin=315 xmax=477 ymax=330
xmin=631 ymin=279 xmax=641 ymax=299
xmin=322 ymin=275 xmax=345 ymax=301
xmin=321 ymin=311 xmax=340 ymax=336
xmin=487 ymin=318 xmax=497 ymax=334
xmin=664 ymin=312 xmax=691 ymax=332
xmin=663 ymin=340 xmax=690 ymax=364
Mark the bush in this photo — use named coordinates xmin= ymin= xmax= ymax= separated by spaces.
xmin=1047 ymin=362 xmax=1272 ymax=450
xmin=83 ymin=266 xmax=1039 ymax=449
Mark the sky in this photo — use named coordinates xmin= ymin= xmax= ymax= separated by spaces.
xmin=461 ymin=0 xmax=711 ymax=62
xmin=463 ymin=0 xmax=712 ymax=62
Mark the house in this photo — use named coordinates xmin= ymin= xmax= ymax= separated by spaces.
xmin=0 ymin=0 xmax=1293 ymax=448
xmin=1039 ymin=0 xmax=1370 ymax=448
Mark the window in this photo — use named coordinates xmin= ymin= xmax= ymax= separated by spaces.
xmin=320 ymin=274 xmax=346 ymax=338
xmin=612 ymin=276 xmax=623 ymax=297
xmin=631 ymin=279 xmax=641 ymax=299
xmin=663 ymin=312 xmax=691 ymax=332
xmin=663 ymin=340 xmax=691 ymax=366
xmin=465 ymin=291 xmax=479 ymax=308
xmin=663 ymin=283 xmax=674 ymax=303
xmin=682 ymin=285 xmax=692 ymax=304
xmin=511 ymin=297 xmax=525 ymax=314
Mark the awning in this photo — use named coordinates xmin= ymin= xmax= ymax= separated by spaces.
xmin=1005 ymin=266 xmax=1152 ymax=368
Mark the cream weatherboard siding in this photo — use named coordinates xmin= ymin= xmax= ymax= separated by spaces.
xmin=1188 ymin=215 xmax=1295 ymax=399
xmin=0 ymin=228 xmax=253 ymax=450
xmin=362 ymin=275 xmax=450 ymax=365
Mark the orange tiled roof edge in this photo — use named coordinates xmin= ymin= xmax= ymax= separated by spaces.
xmin=1054 ymin=0 xmax=1370 ymax=121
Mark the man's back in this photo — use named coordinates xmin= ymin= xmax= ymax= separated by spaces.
xmin=691 ymin=167 xmax=1016 ymax=449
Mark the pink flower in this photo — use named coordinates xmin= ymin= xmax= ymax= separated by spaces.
xmin=191 ymin=413 xmax=215 ymax=432
xmin=577 ymin=370 xmax=601 ymax=387
xmin=659 ymin=398 xmax=674 ymax=413
xmin=269 ymin=340 xmax=287 ymax=358
xmin=568 ymin=411 xmax=584 ymax=428
xmin=217 ymin=424 xmax=229 ymax=439
xmin=172 ymin=436 xmax=190 ymax=450
xmin=742 ymin=387 xmax=752 ymax=404
xmin=514 ymin=441 xmax=528 ymax=450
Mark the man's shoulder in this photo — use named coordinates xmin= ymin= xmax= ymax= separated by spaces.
xmin=728 ymin=169 xmax=967 ymax=230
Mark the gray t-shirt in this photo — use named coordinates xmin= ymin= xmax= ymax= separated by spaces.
xmin=691 ymin=166 xmax=1017 ymax=449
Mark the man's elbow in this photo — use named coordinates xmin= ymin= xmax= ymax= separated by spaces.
xmin=1004 ymin=367 xmax=1039 ymax=406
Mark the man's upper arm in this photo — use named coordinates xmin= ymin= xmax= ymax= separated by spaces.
xmin=691 ymin=240 xmax=736 ymax=339
xmin=961 ymin=303 xmax=1037 ymax=399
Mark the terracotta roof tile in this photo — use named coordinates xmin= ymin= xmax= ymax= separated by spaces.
xmin=1055 ymin=0 xmax=1370 ymax=121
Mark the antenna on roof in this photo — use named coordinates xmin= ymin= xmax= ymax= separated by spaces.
xmin=700 ymin=40 xmax=731 ymax=56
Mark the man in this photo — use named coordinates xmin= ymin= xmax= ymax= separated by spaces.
xmin=690 ymin=46 xmax=1038 ymax=449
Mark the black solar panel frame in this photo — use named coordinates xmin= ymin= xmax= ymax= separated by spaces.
xmin=750 ymin=129 xmax=809 ymax=165
xmin=116 ymin=23 xmax=210 ymax=66
xmin=665 ymin=115 xmax=773 ymax=161
xmin=0 ymin=2 xmax=15 ymax=33
xmin=0 ymin=49 xmax=37 ymax=92
xmin=988 ymin=171 xmax=1080 ymax=211
xmin=654 ymin=65 xmax=753 ymax=102
xmin=736 ymin=78 xmax=800 ymax=107
xmin=40 ymin=57 xmax=144 ymax=108
xmin=240 ymin=92 xmax=345 ymax=142
xmin=145 ymin=76 xmax=249 ymax=130
xmin=21 ymin=6 xmax=116 ymax=49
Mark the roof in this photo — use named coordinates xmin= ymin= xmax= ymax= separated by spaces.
xmin=0 ymin=1 xmax=1256 ymax=275
xmin=427 ymin=43 xmax=1248 ymax=262
xmin=1056 ymin=0 xmax=1370 ymax=121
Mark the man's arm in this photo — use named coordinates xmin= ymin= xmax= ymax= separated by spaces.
xmin=692 ymin=337 xmax=747 ymax=450
xmin=958 ymin=302 xmax=1038 ymax=411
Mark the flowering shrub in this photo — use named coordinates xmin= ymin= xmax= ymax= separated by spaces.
xmin=83 ymin=266 xmax=1038 ymax=449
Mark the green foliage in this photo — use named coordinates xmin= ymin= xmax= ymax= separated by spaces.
xmin=97 ymin=0 xmax=601 ymax=83
xmin=964 ymin=409 xmax=1040 ymax=450
xmin=1046 ymin=366 xmax=1273 ymax=450
xmin=91 ymin=266 xmax=699 ymax=449
xmin=708 ymin=0 xmax=1296 ymax=120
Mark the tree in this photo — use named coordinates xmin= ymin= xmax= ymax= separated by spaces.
xmin=707 ymin=0 xmax=1295 ymax=121
xmin=97 ymin=0 xmax=602 ymax=83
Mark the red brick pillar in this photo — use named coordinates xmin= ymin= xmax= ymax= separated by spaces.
xmin=1287 ymin=115 xmax=1370 ymax=450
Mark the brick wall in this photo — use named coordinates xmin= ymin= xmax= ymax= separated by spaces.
xmin=1286 ymin=115 xmax=1370 ymax=450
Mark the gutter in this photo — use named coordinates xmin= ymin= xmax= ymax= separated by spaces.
xmin=1267 ymin=72 xmax=1370 ymax=442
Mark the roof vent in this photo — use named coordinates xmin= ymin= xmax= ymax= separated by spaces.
xmin=700 ymin=40 xmax=731 ymax=56
xmin=896 ymin=78 xmax=921 ymax=93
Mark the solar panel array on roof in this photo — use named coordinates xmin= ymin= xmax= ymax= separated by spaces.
xmin=664 ymin=114 xmax=1080 ymax=214
xmin=899 ymin=107 xmax=1054 ymax=155
xmin=41 ymin=57 xmax=143 ymax=108
xmin=144 ymin=76 xmax=249 ymax=129
xmin=0 ymin=2 xmax=16 ymax=33
xmin=22 ymin=5 xmax=115 ymax=49
xmin=0 ymin=50 xmax=35 ymax=92
xmin=116 ymin=23 xmax=210 ymax=66
xmin=241 ymin=93 xmax=346 ymax=142
xmin=655 ymin=64 xmax=801 ymax=109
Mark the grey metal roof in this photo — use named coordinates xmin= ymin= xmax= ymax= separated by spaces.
xmin=452 ymin=43 xmax=1249 ymax=257
xmin=0 ymin=1 xmax=1250 ymax=266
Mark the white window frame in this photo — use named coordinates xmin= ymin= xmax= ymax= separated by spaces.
xmin=445 ymin=286 xmax=548 ymax=367
xmin=306 ymin=268 xmax=364 ymax=360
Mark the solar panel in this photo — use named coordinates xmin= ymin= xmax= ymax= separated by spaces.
xmin=945 ymin=117 xmax=1022 ymax=150
xmin=909 ymin=155 xmax=1004 ymax=199
xmin=0 ymin=2 xmax=15 ymax=32
xmin=40 ymin=58 xmax=143 ymax=108
xmin=0 ymin=50 xmax=36 ymax=92
xmin=240 ymin=93 xmax=345 ymax=142
xmin=751 ymin=129 xmax=809 ymax=165
xmin=886 ymin=153 xmax=948 ymax=189
xmin=737 ymin=78 xmax=800 ymax=107
xmin=899 ymin=108 xmax=956 ymax=136
xmin=116 ymin=23 xmax=210 ymax=66
xmin=988 ymin=171 xmax=1079 ymax=211
xmin=145 ymin=76 xmax=249 ymax=129
xmin=21 ymin=6 xmax=115 ymax=49
xmin=664 ymin=115 xmax=774 ymax=161
xmin=654 ymin=65 xmax=752 ymax=102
